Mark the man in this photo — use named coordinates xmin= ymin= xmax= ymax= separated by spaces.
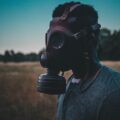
xmin=38 ymin=1 xmax=120 ymax=120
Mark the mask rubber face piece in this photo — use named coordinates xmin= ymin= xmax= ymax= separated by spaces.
xmin=37 ymin=3 xmax=100 ymax=95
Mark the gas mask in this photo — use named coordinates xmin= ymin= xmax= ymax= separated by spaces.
xmin=37 ymin=4 xmax=100 ymax=95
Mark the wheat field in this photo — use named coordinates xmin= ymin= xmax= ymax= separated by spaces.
xmin=0 ymin=61 xmax=120 ymax=120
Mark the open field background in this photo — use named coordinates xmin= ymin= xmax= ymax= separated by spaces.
xmin=0 ymin=61 xmax=120 ymax=120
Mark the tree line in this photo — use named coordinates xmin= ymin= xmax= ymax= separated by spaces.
xmin=98 ymin=28 xmax=120 ymax=60
xmin=0 ymin=28 xmax=120 ymax=62
xmin=0 ymin=51 xmax=39 ymax=62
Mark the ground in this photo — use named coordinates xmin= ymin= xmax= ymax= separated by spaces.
xmin=0 ymin=61 xmax=120 ymax=120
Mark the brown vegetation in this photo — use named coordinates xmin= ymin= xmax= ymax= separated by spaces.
xmin=0 ymin=62 xmax=120 ymax=120
xmin=0 ymin=62 xmax=56 ymax=120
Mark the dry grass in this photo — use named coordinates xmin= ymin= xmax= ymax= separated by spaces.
xmin=101 ymin=61 xmax=120 ymax=72
xmin=0 ymin=61 xmax=120 ymax=120
xmin=0 ymin=62 xmax=56 ymax=120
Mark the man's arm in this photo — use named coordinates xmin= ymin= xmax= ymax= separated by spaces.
xmin=97 ymin=89 xmax=120 ymax=120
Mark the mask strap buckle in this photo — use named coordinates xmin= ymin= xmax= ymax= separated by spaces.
xmin=73 ymin=29 xmax=87 ymax=40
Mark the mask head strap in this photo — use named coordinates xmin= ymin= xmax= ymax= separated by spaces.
xmin=60 ymin=4 xmax=82 ymax=20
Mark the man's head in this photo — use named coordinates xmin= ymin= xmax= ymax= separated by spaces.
xmin=38 ymin=1 xmax=101 ymax=94
xmin=52 ymin=2 xmax=99 ymax=33
xmin=42 ymin=1 xmax=100 ymax=70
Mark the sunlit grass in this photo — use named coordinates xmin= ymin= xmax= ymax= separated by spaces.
xmin=0 ymin=62 xmax=56 ymax=120
xmin=0 ymin=61 xmax=120 ymax=120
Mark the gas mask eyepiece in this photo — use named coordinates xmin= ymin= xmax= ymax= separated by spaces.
xmin=49 ymin=32 xmax=65 ymax=50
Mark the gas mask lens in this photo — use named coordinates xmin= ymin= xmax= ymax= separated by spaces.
xmin=49 ymin=32 xmax=65 ymax=50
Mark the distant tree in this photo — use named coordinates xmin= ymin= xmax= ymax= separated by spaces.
xmin=25 ymin=53 xmax=39 ymax=61
xmin=0 ymin=54 xmax=3 ymax=61
xmin=109 ymin=30 xmax=120 ymax=60
xmin=1 ymin=50 xmax=40 ymax=62
xmin=98 ymin=29 xmax=120 ymax=60
xmin=14 ymin=52 xmax=25 ymax=62
xmin=3 ymin=50 xmax=12 ymax=62
xmin=98 ymin=28 xmax=111 ymax=60
xmin=10 ymin=50 xmax=15 ymax=61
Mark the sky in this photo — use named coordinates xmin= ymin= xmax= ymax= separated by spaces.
xmin=0 ymin=0 xmax=120 ymax=54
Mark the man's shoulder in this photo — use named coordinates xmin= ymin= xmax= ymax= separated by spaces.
xmin=66 ymin=65 xmax=120 ymax=92
xmin=94 ymin=66 xmax=120 ymax=120
xmin=104 ymin=65 xmax=120 ymax=78
xmin=97 ymin=88 xmax=120 ymax=120
xmin=100 ymin=65 xmax=120 ymax=85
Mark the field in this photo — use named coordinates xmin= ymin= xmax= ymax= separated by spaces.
xmin=0 ymin=61 xmax=120 ymax=120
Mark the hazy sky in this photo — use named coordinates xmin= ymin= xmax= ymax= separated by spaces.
xmin=0 ymin=0 xmax=120 ymax=54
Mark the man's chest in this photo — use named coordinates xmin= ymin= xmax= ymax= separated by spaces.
xmin=57 ymin=82 xmax=106 ymax=120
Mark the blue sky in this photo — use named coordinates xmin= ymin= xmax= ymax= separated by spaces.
xmin=0 ymin=0 xmax=120 ymax=54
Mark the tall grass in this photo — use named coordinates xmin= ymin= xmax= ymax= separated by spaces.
xmin=0 ymin=62 xmax=120 ymax=120
xmin=0 ymin=62 xmax=56 ymax=120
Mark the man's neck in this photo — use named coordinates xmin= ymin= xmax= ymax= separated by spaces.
xmin=72 ymin=60 xmax=101 ymax=81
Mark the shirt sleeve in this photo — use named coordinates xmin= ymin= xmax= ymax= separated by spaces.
xmin=97 ymin=89 xmax=120 ymax=120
